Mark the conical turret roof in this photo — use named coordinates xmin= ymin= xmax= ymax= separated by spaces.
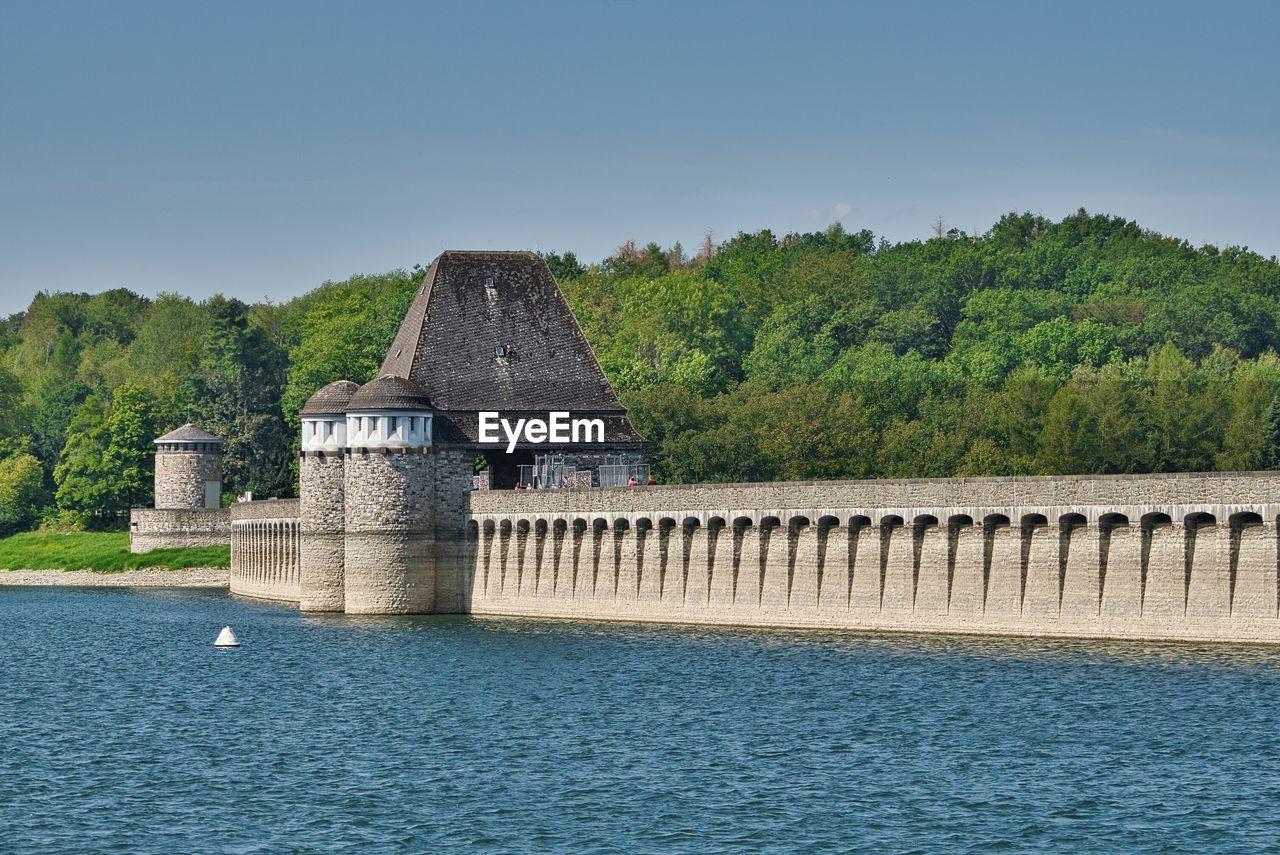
xmin=347 ymin=375 xmax=433 ymax=411
xmin=301 ymin=379 xmax=361 ymax=416
xmin=154 ymin=423 xmax=222 ymax=444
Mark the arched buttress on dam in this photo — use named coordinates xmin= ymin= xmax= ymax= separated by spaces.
xmin=455 ymin=487 xmax=1280 ymax=644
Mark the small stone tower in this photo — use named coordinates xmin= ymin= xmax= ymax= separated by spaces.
xmin=298 ymin=379 xmax=359 ymax=612
xmin=153 ymin=424 xmax=223 ymax=509
xmin=341 ymin=375 xmax=436 ymax=614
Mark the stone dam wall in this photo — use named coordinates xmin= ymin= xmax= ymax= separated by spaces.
xmin=129 ymin=508 xmax=231 ymax=553
xmin=227 ymin=471 xmax=1280 ymax=644
xmin=229 ymin=499 xmax=300 ymax=603
xmin=460 ymin=472 xmax=1280 ymax=644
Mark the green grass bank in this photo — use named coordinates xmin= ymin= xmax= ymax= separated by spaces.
xmin=0 ymin=532 xmax=230 ymax=572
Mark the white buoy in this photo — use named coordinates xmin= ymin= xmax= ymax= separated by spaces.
xmin=213 ymin=626 xmax=240 ymax=648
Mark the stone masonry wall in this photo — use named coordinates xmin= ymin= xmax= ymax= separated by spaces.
xmin=129 ymin=508 xmax=231 ymax=553
xmin=432 ymin=448 xmax=479 ymax=613
xmin=155 ymin=451 xmax=222 ymax=509
xmin=469 ymin=471 xmax=1280 ymax=522
xmin=229 ymin=499 xmax=300 ymax=603
xmin=299 ymin=453 xmax=345 ymax=612
xmin=343 ymin=449 xmax=435 ymax=614
xmin=464 ymin=472 xmax=1280 ymax=644
xmin=222 ymin=469 xmax=1280 ymax=644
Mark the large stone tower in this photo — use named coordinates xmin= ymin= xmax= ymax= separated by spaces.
xmin=341 ymin=375 xmax=437 ymax=614
xmin=293 ymin=250 xmax=646 ymax=615
xmin=298 ymin=380 xmax=359 ymax=612
xmin=153 ymin=424 xmax=223 ymax=509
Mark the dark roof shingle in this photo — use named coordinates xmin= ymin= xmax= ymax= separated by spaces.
xmin=155 ymin=423 xmax=222 ymax=444
xmin=440 ymin=412 xmax=646 ymax=447
xmin=381 ymin=252 xmax=627 ymax=412
xmin=378 ymin=251 xmax=646 ymax=447
xmin=300 ymin=379 xmax=361 ymax=416
xmin=347 ymin=375 xmax=432 ymax=411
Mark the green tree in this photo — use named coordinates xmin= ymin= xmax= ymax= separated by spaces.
xmin=1263 ymin=394 xmax=1280 ymax=470
xmin=195 ymin=296 xmax=291 ymax=497
xmin=126 ymin=292 xmax=206 ymax=416
xmin=989 ymin=364 xmax=1058 ymax=470
xmin=0 ymin=452 xmax=46 ymax=535
xmin=745 ymin=297 xmax=843 ymax=388
xmin=821 ymin=342 xmax=959 ymax=428
xmin=1144 ymin=343 xmax=1223 ymax=472
xmin=753 ymin=386 xmax=876 ymax=481
xmin=281 ymin=272 xmax=418 ymax=424
xmin=0 ymin=364 xmax=24 ymax=438
xmin=542 ymin=250 xmax=586 ymax=281
xmin=1084 ymin=365 xmax=1149 ymax=473
xmin=28 ymin=381 xmax=89 ymax=486
xmin=1218 ymin=356 xmax=1280 ymax=471
xmin=589 ymin=271 xmax=748 ymax=394
xmin=53 ymin=385 xmax=157 ymax=524
xmin=1016 ymin=317 xmax=1119 ymax=381
xmin=1037 ymin=383 xmax=1097 ymax=473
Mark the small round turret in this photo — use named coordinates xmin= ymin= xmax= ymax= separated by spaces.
xmin=343 ymin=375 xmax=436 ymax=614
xmin=345 ymin=375 xmax=433 ymax=450
xmin=301 ymin=379 xmax=359 ymax=453
xmin=298 ymin=379 xmax=358 ymax=612
xmin=153 ymin=423 xmax=223 ymax=509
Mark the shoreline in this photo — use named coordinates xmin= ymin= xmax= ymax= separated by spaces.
xmin=0 ymin=567 xmax=230 ymax=588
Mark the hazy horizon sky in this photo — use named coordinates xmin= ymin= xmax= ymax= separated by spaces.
xmin=2 ymin=0 xmax=1278 ymax=316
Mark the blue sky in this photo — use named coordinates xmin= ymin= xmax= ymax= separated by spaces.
xmin=1 ymin=0 xmax=1277 ymax=316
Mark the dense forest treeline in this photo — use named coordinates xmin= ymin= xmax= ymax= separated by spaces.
xmin=3 ymin=209 xmax=1280 ymax=534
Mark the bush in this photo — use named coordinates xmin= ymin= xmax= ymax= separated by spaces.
xmin=37 ymin=509 xmax=90 ymax=532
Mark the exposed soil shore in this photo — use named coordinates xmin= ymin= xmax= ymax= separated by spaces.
xmin=0 ymin=567 xmax=229 ymax=587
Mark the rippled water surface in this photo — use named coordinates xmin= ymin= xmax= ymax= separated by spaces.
xmin=3 ymin=588 xmax=1280 ymax=852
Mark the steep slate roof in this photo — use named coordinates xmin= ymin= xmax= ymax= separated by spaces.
xmin=379 ymin=251 xmax=645 ymax=446
xmin=155 ymin=423 xmax=222 ymax=444
xmin=444 ymin=413 xmax=644 ymax=445
xmin=347 ymin=375 xmax=433 ymax=411
xmin=301 ymin=380 xmax=361 ymax=416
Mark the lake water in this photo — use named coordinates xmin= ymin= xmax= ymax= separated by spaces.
xmin=2 ymin=587 xmax=1279 ymax=852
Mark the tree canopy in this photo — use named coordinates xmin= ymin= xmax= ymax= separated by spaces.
xmin=3 ymin=209 xmax=1280 ymax=530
